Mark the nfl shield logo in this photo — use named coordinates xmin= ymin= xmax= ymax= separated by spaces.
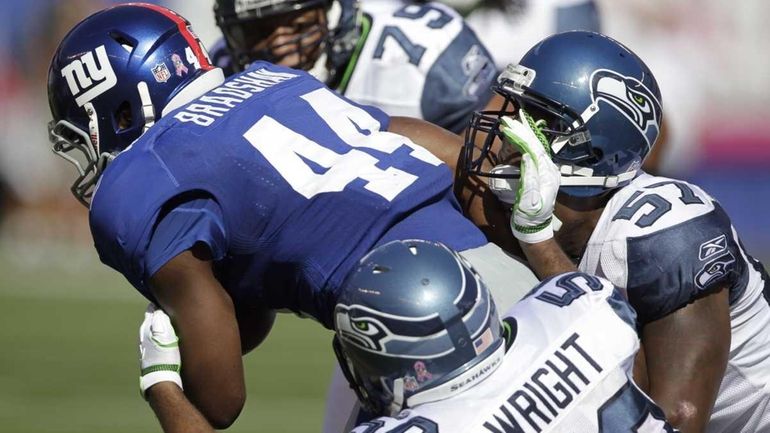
xmin=152 ymin=63 xmax=171 ymax=83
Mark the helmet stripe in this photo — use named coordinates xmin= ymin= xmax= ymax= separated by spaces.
xmin=130 ymin=3 xmax=213 ymax=71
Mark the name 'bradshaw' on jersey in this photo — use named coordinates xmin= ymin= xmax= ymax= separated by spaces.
xmin=89 ymin=61 xmax=492 ymax=329
xmin=210 ymin=0 xmax=498 ymax=133
xmin=579 ymin=173 xmax=770 ymax=433
xmin=350 ymin=272 xmax=677 ymax=433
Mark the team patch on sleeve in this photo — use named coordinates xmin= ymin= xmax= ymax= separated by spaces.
xmin=625 ymin=205 xmax=745 ymax=324
xmin=421 ymin=23 xmax=496 ymax=133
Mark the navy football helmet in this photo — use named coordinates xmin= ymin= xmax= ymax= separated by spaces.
xmin=214 ymin=0 xmax=361 ymax=84
xmin=463 ymin=31 xmax=663 ymax=197
xmin=333 ymin=240 xmax=505 ymax=415
xmin=47 ymin=3 xmax=216 ymax=206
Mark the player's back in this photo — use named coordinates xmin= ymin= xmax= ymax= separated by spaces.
xmin=352 ymin=272 xmax=674 ymax=432
xmin=580 ymin=173 xmax=770 ymax=432
xmin=89 ymin=62 xmax=485 ymax=328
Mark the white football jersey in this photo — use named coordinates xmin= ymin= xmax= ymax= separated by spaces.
xmin=464 ymin=0 xmax=601 ymax=70
xmin=208 ymin=0 xmax=496 ymax=133
xmin=580 ymin=173 xmax=770 ymax=433
xmin=342 ymin=0 xmax=497 ymax=132
xmin=351 ymin=272 xmax=675 ymax=433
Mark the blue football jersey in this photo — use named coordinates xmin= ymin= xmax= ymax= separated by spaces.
xmin=89 ymin=62 xmax=486 ymax=327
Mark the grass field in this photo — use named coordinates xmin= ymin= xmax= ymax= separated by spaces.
xmin=0 ymin=246 xmax=336 ymax=433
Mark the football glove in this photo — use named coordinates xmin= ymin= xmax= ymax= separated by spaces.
xmin=500 ymin=109 xmax=561 ymax=244
xmin=139 ymin=303 xmax=182 ymax=398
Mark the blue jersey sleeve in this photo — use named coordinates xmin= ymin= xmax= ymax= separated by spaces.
xmin=145 ymin=195 xmax=228 ymax=281
xmin=421 ymin=23 xmax=496 ymax=133
xmin=625 ymin=204 xmax=746 ymax=325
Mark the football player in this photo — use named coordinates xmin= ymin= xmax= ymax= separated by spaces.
xmin=462 ymin=31 xmax=770 ymax=432
xmin=211 ymin=0 xmax=501 ymax=134
xmin=138 ymin=240 xmax=678 ymax=432
xmin=46 ymin=3 xmax=538 ymax=430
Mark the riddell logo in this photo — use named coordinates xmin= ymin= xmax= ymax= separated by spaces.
xmin=61 ymin=45 xmax=117 ymax=107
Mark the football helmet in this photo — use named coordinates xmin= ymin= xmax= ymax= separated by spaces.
xmin=333 ymin=240 xmax=505 ymax=415
xmin=214 ymin=0 xmax=361 ymax=84
xmin=47 ymin=3 xmax=215 ymax=206
xmin=463 ymin=31 xmax=663 ymax=197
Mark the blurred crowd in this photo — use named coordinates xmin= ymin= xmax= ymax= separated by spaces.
xmin=1 ymin=0 xmax=768 ymax=268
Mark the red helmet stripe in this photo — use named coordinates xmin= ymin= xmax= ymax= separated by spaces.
xmin=128 ymin=3 xmax=213 ymax=71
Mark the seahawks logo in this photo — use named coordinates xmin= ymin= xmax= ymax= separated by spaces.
xmin=695 ymin=251 xmax=736 ymax=289
xmin=590 ymin=69 xmax=662 ymax=150
xmin=336 ymin=309 xmax=389 ymax=352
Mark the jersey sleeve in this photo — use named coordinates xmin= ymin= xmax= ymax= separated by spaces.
xmin=624 ymin=204 xmax=745 ymax=325
xmin=90 ymin=179 xmax=227 ymax=302
xmin=144 ymin=194 xmax=228 ymax=280
xmin=421 ymin=23 xmax=497 ymax=133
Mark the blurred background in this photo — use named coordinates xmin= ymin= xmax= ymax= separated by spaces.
xmin=0 ymin=0 xmax=767 ymax=431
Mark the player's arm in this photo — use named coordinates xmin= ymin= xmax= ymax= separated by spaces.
xmin=518 ymin=239 xmax=577 ymax=278
xmin=495 ymin=111 xmax=576 ymax=276
xmin=150 ymin=245 xmax=246 ymax=429
xmin=388 ymin=116 xmax=522 ymax=254
xmin=641 ymin=285 xmax=730 ymax=432
xmin=620 ymin=205 xmax=739 ymax=432
xmin=147 ymin=382 xmax=216 ymax=433
xmin=138 ymin=303 xmax=217 ymax=433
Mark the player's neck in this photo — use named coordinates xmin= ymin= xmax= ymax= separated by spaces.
xmin=554 ymin=192 xmax=610 ymax=260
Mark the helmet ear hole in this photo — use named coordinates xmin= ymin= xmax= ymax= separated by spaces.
xmin=109 ymin=32 xmax=136 ymax=52
xmin=114 ymin=101 xmax=133 ymax=131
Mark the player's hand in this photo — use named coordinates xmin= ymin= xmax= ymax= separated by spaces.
xmin=139 ymin=303 xmax=182 ymax=398
xmin=500 ymin=109 xmax=561 ymax=244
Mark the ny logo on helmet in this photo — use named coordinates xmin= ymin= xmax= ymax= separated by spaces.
xmin=590 ymin=69 xmax=662 ymax=150
xmin=60 ymin=45 xmax=117 ymax=107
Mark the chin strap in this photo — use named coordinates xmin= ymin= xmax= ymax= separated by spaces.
xmin=388 ymin=378 xmax=405 ymax=416
xmin=558 ymin=165 xmax=638 ymax=188
xmin=84 ymin=102 xmax=100 ymax=156
xmin=137 ymin=81 xmax=155 ymax=132
xmin=550 ymin=102 xmax=599 ymax=155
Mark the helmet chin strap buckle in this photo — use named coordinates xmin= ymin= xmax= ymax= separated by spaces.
xmin=85 ymin=102 xmax=100 ymax=154
xmin=603 ymin=175 xmax=620 ymax=188
xmin=137 ymin=81 xmax=155 ymax=132
xmin=388 ymin=378 xmax=405 ymax=416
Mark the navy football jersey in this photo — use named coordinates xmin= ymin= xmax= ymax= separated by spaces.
xmin=89 ymin=62 xmax=486 ymax=328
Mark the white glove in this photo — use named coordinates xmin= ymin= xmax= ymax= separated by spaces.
xmin=139 ymin=303 xmax=182 ymax=398
xmin=487 ymin=164 xmax=520 ymax=205
xmin=488 ymin=164 xmax=564 ymax=232
xmin=500 ymin=109 xmax=561 ymax=243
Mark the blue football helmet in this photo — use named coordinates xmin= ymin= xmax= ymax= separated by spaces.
xmin=214 ymin=0 xmax=361 ymax=85
xmin=463 ymin=31 xmax=663 ymax=197
xmin=47 ymin=3 xmax=216 ymax=206
xmin=333 ymin=240 xmax=505 ymax=415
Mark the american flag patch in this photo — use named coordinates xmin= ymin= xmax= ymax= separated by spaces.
xmin=474 ymin=328 xmax=494 ymax=355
